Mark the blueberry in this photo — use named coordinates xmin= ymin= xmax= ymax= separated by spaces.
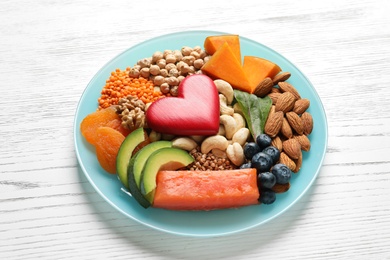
xmin=257 ymin=172 xmax=276 ymax=189
xmin=243 ymin=142 xmax=261 ymax=160
xmin=256 ymin=134 xmax=272 ymax=150
xmin=240 ymin=161 xmax=252 ymax=169
xmin=260 ymin=189 xmax=276 ymax=205
xmin=262 ymin=146 xmax=280 ymax=164
xmin=251 ymin=152 xmax=273 ymax=173
xmin=272 ymin=163 xmax=292 ymax=184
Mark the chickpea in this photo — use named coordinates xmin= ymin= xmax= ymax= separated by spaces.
xmin=193 ymin=59 xmax=204 ymax=69
xmin=160 ymin=68 xmax=168 ymax=77
xmin=177 ymin=75 xmax=185 ymax=83
xmin=140 ymin=67 xmax=150 ymax=78
xmin=182 ymin=55 xmax=195 ymax=66
xmin=187 ymin=66 xmax=195 ymax=75
xmin=156 ymin=59 xmax=166 ymax=69
xmin=169 ymin=68 xmax=180 ymax=77
xmin=193 ymin=46 xmax=202 ymax=53
xmin=173 ymin=50 xmax=183 ymax=61
xmin=149 ymin=65 xmax=160 ymax=76
xmin=180 ymin=63 xmax=191 ymax=74
xmin=203 ymin=56 xmax=211 ymax=63
xmin=170 ymin=86 xmax=179 ymax=96
xmin=199 ymin=50 xmax=207 ymax=59
xmin=153 ymin=75 xmax=165 ymax=86
xmin=137 ymin=57 xmax=151 ymax=68
xmin=165 ymin=63 xmax=176 ymax=71
xmin=181 ymin=46 xmax=193 ymax=56
xmin=165 ymin=76 xmax=179 ymax=86
xmin=190 ymin=51 xmax=200 ymax=59
xmin=165 ymin=54 xmax=176 ymax=64
xmin=163 ymin=50 xmax=173 ymax=58
xmin=176 ymin=61 xmax=186 ymax=71
xmin=160 ymin=83 xmax=170 ymax=94
xmin=152 ymin=51 xmax=163 ymax=63
xmin=128 ymin=68 xmax=140 ymax=78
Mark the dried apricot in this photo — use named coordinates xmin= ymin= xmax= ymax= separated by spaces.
xmin=94 ymin=127 xmax=125 ymax=174
xmin=80 ymin=107 xmax=130 ymax=145
xmin=105 ymin=118 xmax=131 ymax=137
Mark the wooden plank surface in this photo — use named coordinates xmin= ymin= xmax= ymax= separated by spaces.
xmin=1 ymin=0 xmax=390 ymax=259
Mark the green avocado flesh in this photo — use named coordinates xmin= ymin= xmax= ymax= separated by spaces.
xmin=127 ymin=141 xmax=172 ymax=208
xmin=141 ymin=147 xmax=194 ymax=204
xmin=116 ymin=128 xmax=145 ymax=189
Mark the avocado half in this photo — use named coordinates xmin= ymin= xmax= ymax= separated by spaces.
xmin=116 ymin=128 xmax=145 ymax=189
xmin=127 ymin=141 xmax=172 ymax=208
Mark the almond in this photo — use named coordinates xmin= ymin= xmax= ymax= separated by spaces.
xmin=278 ymin=82 xmax=301 ymax=100
xmin=286 ymin=111 xmax=304 ymax=135
xmin=272 ymin=182 xmax=291 ymax=193
xmin=281 ymin=117 xmax=293 ymax=139
xmin=293 ymin=98 xmax=310 ymax=114
xmin=272 ymin=72 xmax=291 ymax=85
xmin=264 ymin=111 xmax=283 ymax=137
xmin=293 ymin=134 xmax=311 ymax=151
xmin=253 ymin=77 xmax=273 ymax=97
xmin=275 ymin=92 xmax=296 ymax=113
xmin=268 ymin=92 xmax=281 ymax=105
xmin=301 ymin=112 xmax=313 ymax=135
xmin=279 ymin=151 xmax=296 ymax=171
xmin=271 ymin=87 xmax=281 ymax=93
xmin=293 ymin=153 xmax=303 ymax=173
xmin=268 ymin=105 xmax=276 ymax=117
xmin=282 ymin=138 xmax=301 ymax=160
xmin=271 ymin=135 xmax=283 ymax=151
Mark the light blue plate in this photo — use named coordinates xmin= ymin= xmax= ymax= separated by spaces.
xmin=74 ymin=31 xmax=328 ymax=237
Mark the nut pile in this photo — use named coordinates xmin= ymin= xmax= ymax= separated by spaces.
xmin=115 ymin=96 xmax=147 ymax=131
xmin=255 ymin=72 xmax=313 ymax=173
xmin=128 ymin=46 xmax=211 ymax=97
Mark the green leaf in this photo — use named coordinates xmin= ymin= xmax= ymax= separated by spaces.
xmin=233 ymin=90 xmax=272 ymax=139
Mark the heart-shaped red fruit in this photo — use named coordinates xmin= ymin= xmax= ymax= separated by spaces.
xmin=146 ymin=74 xmax=220 ymax=136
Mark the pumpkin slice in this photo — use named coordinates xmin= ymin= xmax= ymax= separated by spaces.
xmin=201 ymin=42 xmax=251 ymax=93
xmin=243 ymin=56 xmax=282 ymax=92
xmin=204 ymin=34 xmax=242 ymax=64
xmin=153 ymin=168 xmax=259 ymax=210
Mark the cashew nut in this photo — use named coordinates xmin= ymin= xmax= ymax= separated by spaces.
xmin=211 ymin=148 xmax=227 ymax=158
xmin=233 ymin=103 xmax=245 ymax=118
xmin=172 ymin=137 xmax=198 ymax=151
xmin=232 ymin=127 xmax=250 ymax=146
xmin=214 ymin=79 xmax=234 ymax=105
xmin=149 ymin=130 xmax=161 ymax=142
xmin=226 ymin=142 xmax=245 ymax=166
xmin=219 ymin=114 xmax=237 ymax=140
xmin=217 ymin=125 xmax=226 ymax=136
xmin=219 ymin=94 xmax=234 ymax=115
xmin=200 ymin=135 xmax=229 ymax=154
xmin=233 ymin=113 xmax=246 ymax=129
xmin=190 ymin=135 xmax=205 ymax=143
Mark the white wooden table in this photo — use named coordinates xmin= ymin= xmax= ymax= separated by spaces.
xmin=1 ymin=0 xmax=390 ymax=259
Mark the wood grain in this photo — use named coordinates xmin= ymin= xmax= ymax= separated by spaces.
xmin=1 ymin=0 xmax=390 ymax=259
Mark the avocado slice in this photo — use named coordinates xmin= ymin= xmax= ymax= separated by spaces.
xmin=116 ymin=128 xmax=145 ymax=189
xmin=141 ymin=147 xmax=194 ymax=204
xmin=127 ymin=140 xmax=172 ymax=208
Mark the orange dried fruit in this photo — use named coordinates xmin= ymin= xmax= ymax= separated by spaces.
xmin=94 ymin=127 xmax=125 ymax=174
xmin=80 ymin=106 xmax=130 ymax=145
xmin=105 ymin=118 xmax=131 ymax=137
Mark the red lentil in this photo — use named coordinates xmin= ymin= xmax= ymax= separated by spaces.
xmin=98 ymin=67 xmax=165 ymax=109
